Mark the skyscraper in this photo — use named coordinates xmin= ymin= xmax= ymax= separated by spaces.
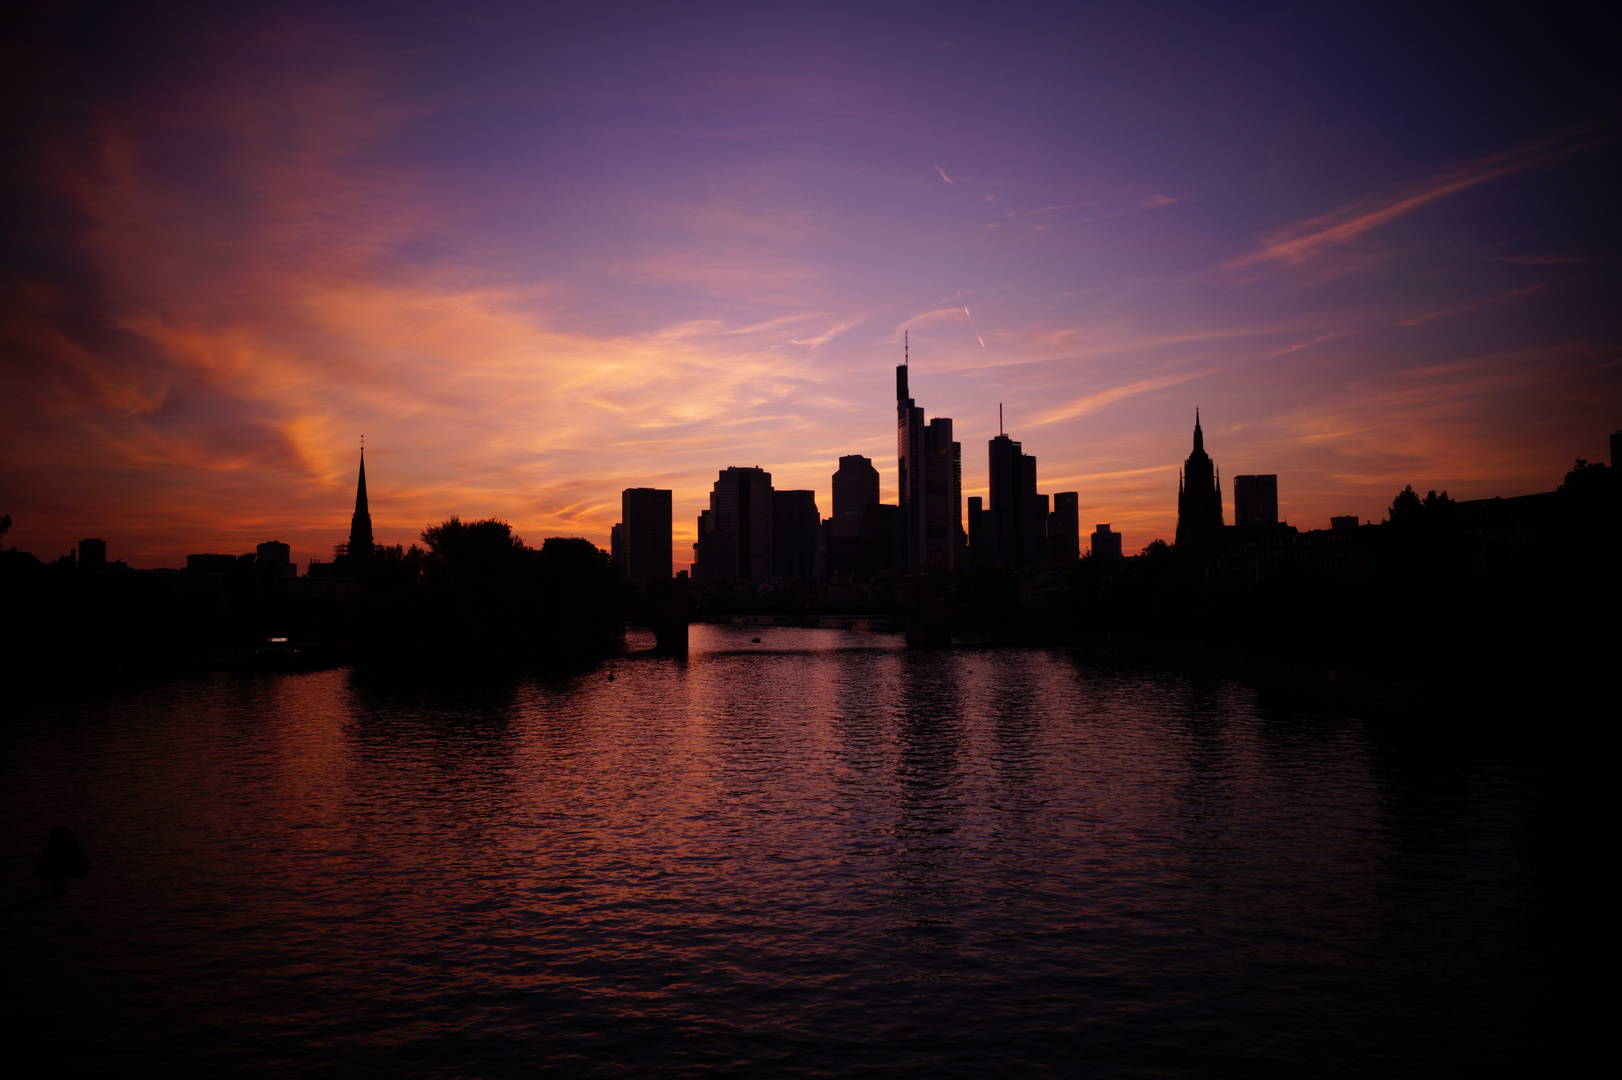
xmin=692 ymin=467 xmax=774 ymax=585
xmin=987 ymin=429 xmax=1046 ymax=571
xmin=78 ymin=538 xmax=106 ymax=571
xmin=1233 ymin=474 xmax=1279 ymax=528
xmin=832 ymin=455 xmax=879 ymax=517
xmin=1049 ymin=492 xmax=1080 ymax=563
xmin=967 ymin=496 xmax=996 ymax=568
xmin=1176 ymin=410 xmax=1223 ymax=551
xmin=988 ymin=433 xmax=1018 ymax=568
xmin=349 ymin=448 xmax=374 ymax=560
xmin=257 ymin=540 xmax=295 ymax=578
xmin=772 ymin=489 xmax=820 ymax=582
xmin=1091 ymin=524 xmax=1123 ymax=560
xmin=620 ymin=487 xmax=673 ymax=586
xmin=896 ymin=337 xmax=960 ymax=571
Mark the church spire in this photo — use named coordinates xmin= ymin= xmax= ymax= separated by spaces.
xmin=348 ymin=446 xmax=374 ymax=559
xmin=1176 ymin=408 xmax=1222 ymax=551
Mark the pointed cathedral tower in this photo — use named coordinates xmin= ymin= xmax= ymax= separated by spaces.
xmin=1175 ymin=409 xmax=1223 ymax=551
xmin=348 ymin=448 xmax=374 ymax=560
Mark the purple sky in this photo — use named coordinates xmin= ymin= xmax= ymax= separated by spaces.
xmin=3 ymin=1 xmax=1618 ymax=569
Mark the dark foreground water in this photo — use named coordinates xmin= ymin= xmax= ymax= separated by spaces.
xmin=0 ymin=626 xmax=1591 ymax=1076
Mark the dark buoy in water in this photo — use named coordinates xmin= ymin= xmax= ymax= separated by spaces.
xmin=34 ymin=826 xmax=87 ymax=886
xmin=751 ymin=637 xmax=761 ymax=643
xmin=607 ymin=672 xmax=615 ymax=681
xmin=4 ymin=826 xmax=88 ymax=915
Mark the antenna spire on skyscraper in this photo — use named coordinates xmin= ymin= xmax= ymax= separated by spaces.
xmin=904 ymin=329 xmax=908 ymax=366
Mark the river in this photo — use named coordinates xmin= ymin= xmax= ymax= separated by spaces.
xmin=0 ymin=625 xmax=1584 ymax=1076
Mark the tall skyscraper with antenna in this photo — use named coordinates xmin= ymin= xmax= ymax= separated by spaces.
xmin=895 ymin=332 xmax=961 ymax=572
xmin=987 ymin=407 xmax=1046 ymax=571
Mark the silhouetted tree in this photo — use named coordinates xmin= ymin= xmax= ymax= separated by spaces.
xmin=353 ymin=517 xmax=622 ymax=672
xmin=1387 ymin=484 xmax=1454 ymax=528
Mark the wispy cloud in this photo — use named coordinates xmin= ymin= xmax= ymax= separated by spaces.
xmin=1030 ymin=370 xmax=1215 ymax=427
xmin=935 ymin=164 xmax=953 ymax=183
xmin=1397 ymin=283 xmax=1550 ymax=327
xmin=1010 ymin=193 xmax=1184 ymax=227
xmin=789 ymin=319 xmax=861 ymax=348
xmin=1263 ymin=329 xmax=1359 ymax=357
xmin=1229 ymin=130 xmax=1616 ymax=271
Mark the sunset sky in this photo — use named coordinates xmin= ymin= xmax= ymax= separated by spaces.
xmin=3 ymin=2 xmax=1617 ymax=570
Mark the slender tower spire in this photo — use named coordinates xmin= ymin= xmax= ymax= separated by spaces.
xmin=348 ymin=444 xmax=374 ymax=559
xmin=1176 ymin=408 xmax=1222 ymax=551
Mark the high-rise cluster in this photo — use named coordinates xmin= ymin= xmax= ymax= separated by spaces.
xmin=677 ymin=341 xmax=1087 ymax=592
xmin=687 ymin=468 xmax=821 ymax=586
xmin=307 ymin=369 xmax=1289 ymax=594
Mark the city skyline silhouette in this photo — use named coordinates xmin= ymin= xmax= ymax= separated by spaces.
xmin=1 ymin=9 xmax=1614 ymax=1075
xmin=2 ymin=6 xmax=1616 ymax=572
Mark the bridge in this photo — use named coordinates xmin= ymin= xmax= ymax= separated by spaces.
xmin=616 ymin=577 xmax=1044 ymax=653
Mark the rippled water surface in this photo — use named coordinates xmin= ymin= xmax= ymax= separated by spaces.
xmin=0 ymin=626 xmax=1582 ymax=1076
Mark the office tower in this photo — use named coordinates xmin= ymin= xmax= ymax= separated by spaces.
xmin=1050 ymin=492 xmax=1080 ymax=563
xmin=79 ymin=538 xmax=106 ymax=571
xmin=257 ymin=540 xmax=295 ymax=578
xmin=610 ymin=523 xmax=625 ymax=576
xmin=621 ymin=487 xmax=673 ymax=586
xmin=827 ymin=455 xmax=878 ymax=579
xmin=1029 ymin=488 xmax=1050 ymax=569
xmin=257 ymin=540 xmax=290 ymax=565
xmin=967 ymin=497 xmax=996 ymax=568
xmin=988 ymin=435 xmax=1019 ymax=568
xmin=772 ymin=490 xmax=820 ymax=582
xmin=896 ymin=337 xmax=960 ymax=572
xmin=833 ymin=455 xmax=879 ymax=517
xmin=869 ymin=503 xmax=903 ymax=574
xmin=951 ymin=437 xmax=965 ymax=559
xmin=926 ymin=416 xmax=961 ymax=567
xmin=692 ymin=467 xmax=774 ymax=584
xmin=1234 ymin=474 xmax=1279 ymax=528
xmin=988 ymin=428 xmax=1047 ymax=571
xmin=1091 ymin=524 xmax=1123 ymax=560
xmin=349 ymin=448 xmax=374 ymax=560
xmin=1175 ymin=410 xmax=1223 ymax=550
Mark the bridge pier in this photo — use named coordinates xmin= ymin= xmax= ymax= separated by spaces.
xmin=621 ymin=576 xmax=690 ymax=657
